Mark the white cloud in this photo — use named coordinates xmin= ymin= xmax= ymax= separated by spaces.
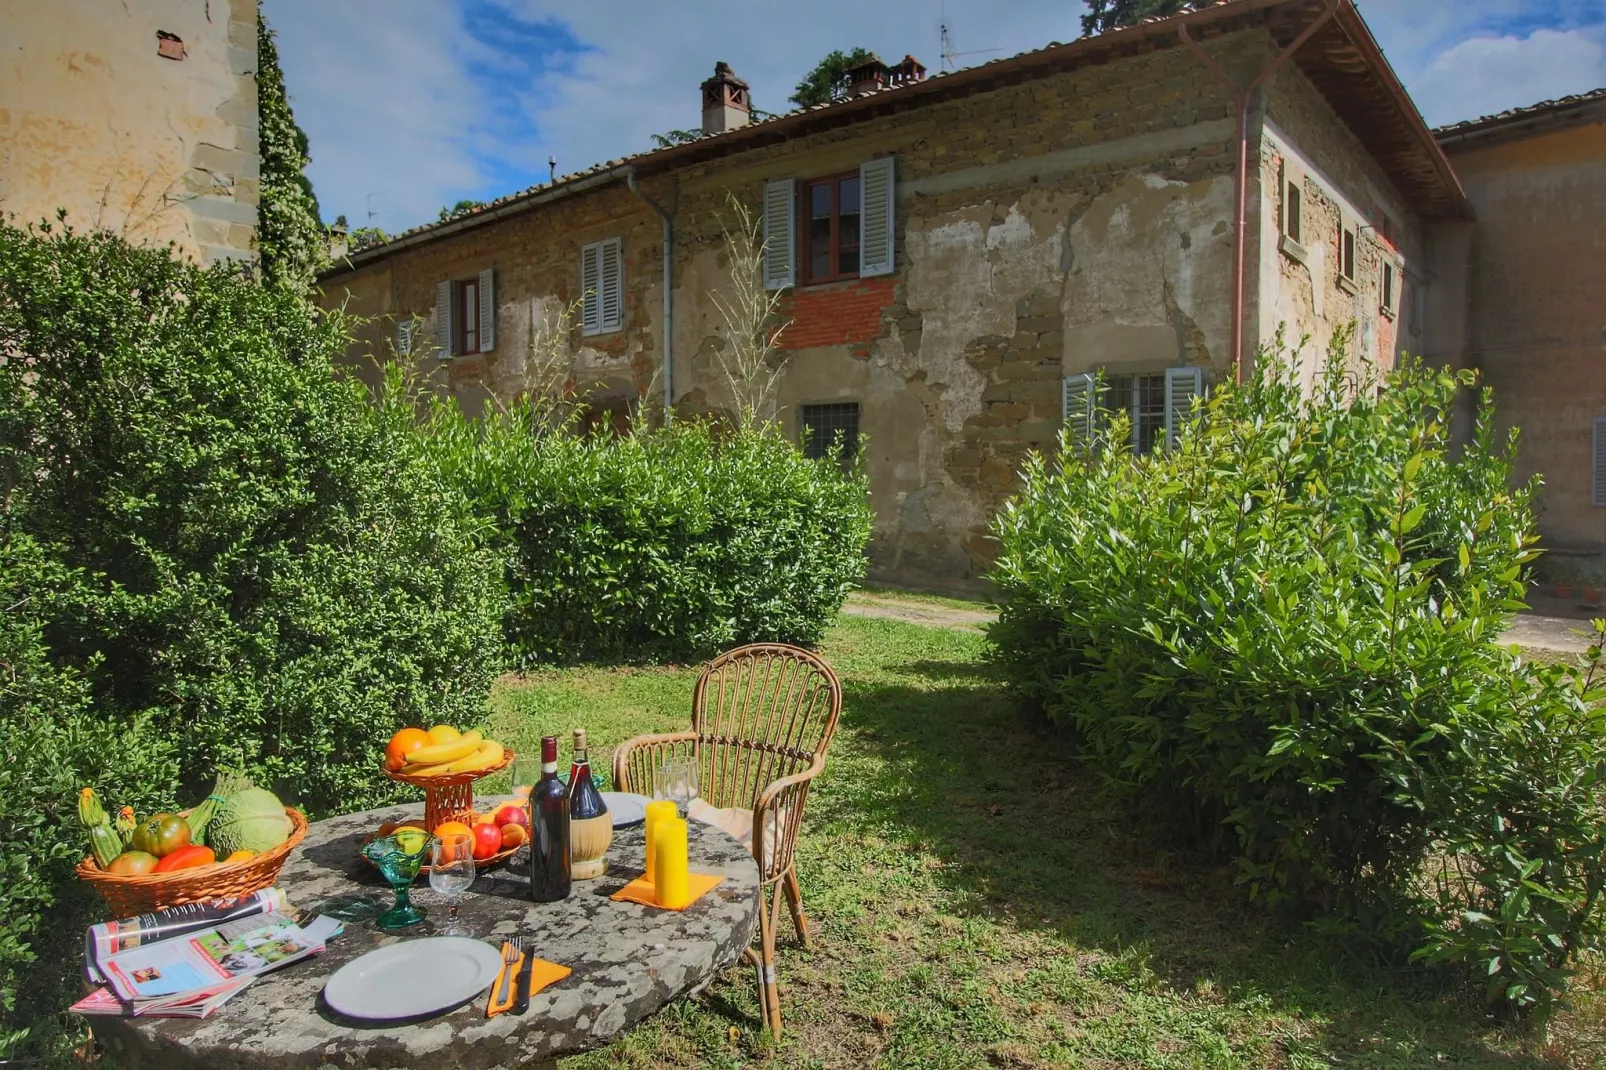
xmin=265 ymin=0 xmax=1606 ymax=233
xmin=263 ymin=0 xmax=495 ymax=232
xmin=1408 ymin=28 xmax=1606 ymax=126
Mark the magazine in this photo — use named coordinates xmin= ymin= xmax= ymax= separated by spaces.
xmin=96 ymin=911 xmax=340 ymax=1015
xmin=70 ymin=978 xmax=253 ymax=1019
xmin=85 ymin=888 xmax=291 ymax=983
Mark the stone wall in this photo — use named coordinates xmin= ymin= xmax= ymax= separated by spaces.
xmin=0 ymin=0 xmax=260 ymax=266
xmin=321 ymin=29 xmax=1275 ymax=590
xmin=1445 ymin=116 xmax=1606 ymax=561
xmin=1254 ymin=59 xmax=1426 ymax=383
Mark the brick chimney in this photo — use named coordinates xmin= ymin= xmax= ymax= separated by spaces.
xmin=701 ymin=62 xmax=750 ymax=135
xmin=847 ymin=54 xmax=887 ymax=96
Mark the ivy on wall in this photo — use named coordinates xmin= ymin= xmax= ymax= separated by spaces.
xmin=257 ymin=13 xmax=325 ymax=293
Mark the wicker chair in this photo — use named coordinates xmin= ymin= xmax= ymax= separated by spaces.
xmin=612 ymin=642 xmax=843 ymax=1039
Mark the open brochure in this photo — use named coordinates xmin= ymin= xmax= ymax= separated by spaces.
xmin=80 ymin=907 xmax=340 ymax=1017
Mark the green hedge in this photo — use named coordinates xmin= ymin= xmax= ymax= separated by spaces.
xmin=0 ymin=222 xmax=505 ymax=1059
xmin=421 ymin=393 xmax=873 ymax=664
xmin=988 ymin=343 xmax=1606 ymax=1018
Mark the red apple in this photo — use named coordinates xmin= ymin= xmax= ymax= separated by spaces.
xmin=493 ymin=803 xmax=530 ymax=830
xmin=472 ymin=822 xmax=502 ymax=860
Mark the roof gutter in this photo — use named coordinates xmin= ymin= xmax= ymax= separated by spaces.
xmin=624 ymin=168 xmax=674 ymax=424
xmin=324 ymin=166 xmax=634 ymax=276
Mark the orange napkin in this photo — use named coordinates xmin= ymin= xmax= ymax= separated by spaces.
xmin=610 ymin=872 xmax=724 ymax=911
xmin=486 ymin=945 xmax=571 ymax=1017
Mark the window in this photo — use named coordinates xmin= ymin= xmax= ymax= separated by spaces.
xmin=1104 ymin=374 xmax=1168 ymax=456
xmin=432 ymin=268 xmax=496 ymax=357
xmin=800 ymin=172 xmax=861 ymax=284
xmin=458 ymin=276 xmax=480 ymax=355
xmin=581 ymin=238 xmax=624 ymax=335
xmin=1381 ymin=262 xmax=1396 ymax=317
xmin=762 ymin=157 xmax=896 ymax=290
xmin=799 ymin=402 xmax=860 ymax=466
xmin=1285 ymin=180 xmax=1302 ymax=243
xmin=1340 ymin=223 xmax=1357 ymax=283
xmin=1594 ymin=417 xmax=1606 ymax=507
xmin=1064 ymin=367 xmax=1203 ymax=456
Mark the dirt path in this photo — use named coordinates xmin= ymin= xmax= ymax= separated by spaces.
xmin=844 ymin=592 xmax=1596 ymax=654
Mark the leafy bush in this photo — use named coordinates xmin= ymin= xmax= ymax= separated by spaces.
xmin=0 ymin=221 xmax=505 ymax=1056
xmin=989 ymin=339 xmax=1606 ymax=1016
xmin=418 ymin=392 xmax=872 ymax=664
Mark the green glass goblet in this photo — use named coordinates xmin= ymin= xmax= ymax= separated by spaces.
xmin=362 ymin=832 xmax=435 ymax=931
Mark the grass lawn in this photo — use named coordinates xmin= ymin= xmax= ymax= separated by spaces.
xmin=487 ymin=615 xmax=1601 ymax=1069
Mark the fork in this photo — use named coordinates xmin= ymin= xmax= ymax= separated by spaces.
xmin=492 ymin=937 xmax=522 ymax=1012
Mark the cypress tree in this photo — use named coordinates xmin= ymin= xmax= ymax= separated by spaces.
xmin=256 ymin=13 xmax=325 ymax=293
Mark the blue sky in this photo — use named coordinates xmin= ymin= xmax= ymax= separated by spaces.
xmin=261 ymin=0 xmax=1606 ymax=235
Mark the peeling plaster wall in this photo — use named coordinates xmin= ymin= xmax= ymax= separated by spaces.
xmin=1254 ymin=62 xmax=1426 ymax=385
xmin=322 ymin=29 xmax=1300 ymax=591
xmin=1445 ymin=118 xmax=1606 ymax=558
xmin=0 ymin=0 xmax=260 ymax=265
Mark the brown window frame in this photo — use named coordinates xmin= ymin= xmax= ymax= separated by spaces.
xmin=797 ymin=170 xmax=862 ymax=286
xmin=457 ymin=276 xmax=480 ymax=356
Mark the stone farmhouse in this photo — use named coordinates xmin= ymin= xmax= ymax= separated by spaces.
xmin=1 ymin=0 xmax=261 ymax=267
xmin=319 ymin=0 xmax=1598 ymax=592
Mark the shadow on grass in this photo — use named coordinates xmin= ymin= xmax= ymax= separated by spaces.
xmin=815 ymin=654 xmax=1560 ymax=1068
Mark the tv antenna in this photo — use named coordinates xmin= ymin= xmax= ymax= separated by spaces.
xmin=939 ymin=2 xmax=1001 ymax=72
xmin=364 ymin=192 xmax=381 ymax=223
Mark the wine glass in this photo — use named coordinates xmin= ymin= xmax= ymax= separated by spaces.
xmin=656 ymin=757 xmax=700 ymax=819
xmin=509 ymin=754 xmax=540 ymax=805
xmin=429 ymin=833 xmax=475 ymax=937
xmin=361 ymin=832 xmax=433 ymax=931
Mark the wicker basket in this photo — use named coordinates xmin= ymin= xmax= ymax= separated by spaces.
xmin=383 ymin=748 xmax=514 ymax=831
xmin=75 ymin=807 xmax=308 ymax=917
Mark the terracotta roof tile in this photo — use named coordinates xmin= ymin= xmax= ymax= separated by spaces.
xmin=1433 ymin=85 xmax=1606 ymax=138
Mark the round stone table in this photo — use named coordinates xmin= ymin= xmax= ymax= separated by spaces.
xmin=100 ymin=802 xmax=761 ymax=1069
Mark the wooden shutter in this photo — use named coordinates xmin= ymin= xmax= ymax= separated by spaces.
xmin=599 ymin=238 xmax=623 ymax=332
xmin=1594 ymin=418 xmax=1606 ymax=507
xmin=581 ymin=243 xmax=602 ymax=335
xmin=396 ymin=317 xmax=413 ymax=356
xmin=434 ymin=279 xmax=454 ymax=356
xmin=477 ymin=267 xmax=496 ymax=353
xmin=1164 ymin=366 xmax=1204 ymax=450
xmin=1062 ymin=373 xmax=1096 ymax=457
xmin=859 ymin=156 xmax=896 ymax=278
xmin=762 ymin=178 xmax=795 ymax=291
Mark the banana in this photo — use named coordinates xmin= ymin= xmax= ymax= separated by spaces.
xmin=445 ymin=740 xmax=505 ymax=774
xmin=404 ymin=730 xmax=482 ymax=767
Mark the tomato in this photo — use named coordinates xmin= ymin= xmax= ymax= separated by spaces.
xmin=153 ymin=845 xmax=216 ymax=873
xmin=131 ymin=813 xmax=191 ymax=858
xmin=386 ymin=727 xmax=431 ymax=772
xmin=106 ymin=851 xmax=159 ymax=875
xmin=472 ymin=822 xmax=503 ymax=860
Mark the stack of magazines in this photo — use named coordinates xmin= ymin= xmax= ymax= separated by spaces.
xmin=74 ymin=888 xmax=340 ymax=1019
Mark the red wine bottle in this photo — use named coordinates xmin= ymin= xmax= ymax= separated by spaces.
xmin=528 ymin=735 xmax=570 ymax=902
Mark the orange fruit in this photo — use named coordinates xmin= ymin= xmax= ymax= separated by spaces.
xmin=500 ymin=822 xmax=528 ymax=849
xmin=433 ymin=820 xmax=474 ymax=843
xmin=386 ymin=728 xmax=430 ymax=771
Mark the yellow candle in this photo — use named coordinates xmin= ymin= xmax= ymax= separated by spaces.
xmin=643 ymin=800 xmax=677 ymax=886
xmin=652 ymin=817 xmax=690 ymax=909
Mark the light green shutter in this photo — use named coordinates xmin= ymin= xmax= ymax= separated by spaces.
xmin=1062 ymin=373 xmax=1095 ymax=456
xmin=763 ymin=179 xmax=795 ymax=290
xmin=859 ymin=156 xmax=896 ymax=277
xmin=478 ymin=267 xmax=496 ymax=353
xmin=1164 ymin=366 xmax=1203 ymax=450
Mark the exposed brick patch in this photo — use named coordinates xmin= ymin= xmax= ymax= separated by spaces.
xmin=775 ymin=276 xmax=898 ymax=352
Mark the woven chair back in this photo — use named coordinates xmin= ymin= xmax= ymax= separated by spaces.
xmin=691 ymin=643 xmax=842 ymax=813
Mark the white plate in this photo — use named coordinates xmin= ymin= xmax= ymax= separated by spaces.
xmin=601 ymin=791 xmax=650 ymax=827
xmin=323 ymin=937 xmax=503 ymax=1020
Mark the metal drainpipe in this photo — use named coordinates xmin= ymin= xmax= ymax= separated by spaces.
xmin=1179 ymin=0 xmax=1340 ymax=383
xmin=625 ymin=168 xmax=674 ymax=424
